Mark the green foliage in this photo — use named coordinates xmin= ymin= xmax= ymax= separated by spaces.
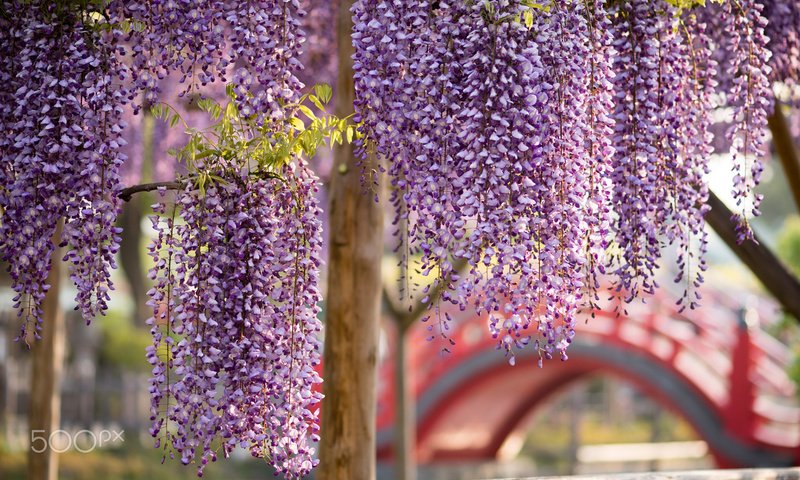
xmin=774 ymin=216 xmax=800 ymax=394
xmin=777 ymin=216 xmax=800 ymax=277
xmin=0 ymin=1 xmax=142 ymax=39
xmin=97 ymin=311 xmax=152 ymax=372
xmin=597 ymin=0 xmax=725 ymax=14
xmin=473 ymin=0 xmax=721 ymax=31
xmin=11 ymin=0 xmax=107 ymax=10
xmin=150 ymin=83 xmax=352 ymax=194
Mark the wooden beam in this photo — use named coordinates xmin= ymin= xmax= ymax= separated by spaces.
xmin=705 ymin=191 xmax=800 ymax=320
xmin=768 ymin=103 xmax=800 ymax=212
xmin=393 ymin=330 xmax=416 ymax=480
xmin=317 ymin=1 xmax=384 ymax=478
xmin=382 ymin=258 xmax=468 ymax=480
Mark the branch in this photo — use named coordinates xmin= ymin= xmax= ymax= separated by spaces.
xmin=768 ymin=102 xmax=800 ymax=212
xmin=705 ymin=190 xmax=800 ymax=320
xmin=117 ymin=181 xmax=184 ymax=202
xmin=383 ymin=257 xmax=469 ymax=332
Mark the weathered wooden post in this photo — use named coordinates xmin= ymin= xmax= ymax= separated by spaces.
xmin=318 ymin=1 xmax=385 ymax=478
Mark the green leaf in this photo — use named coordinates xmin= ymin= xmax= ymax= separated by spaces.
xmin=193 ymin=149 xmax=216 ymax=160
xmin=298 ymin=105 xmax=317 ymax=121
xmin=523 ymin=10 xmax=533 ymax=28
xmin=225 ymin=102 xmax=238 ymax=120
xmin=197 ymin=173 xmax=207 ymax=196
xmin=315 ymin=83 xmax=333 ymax=104
xmin=309 ymin=95 xmax=326 ymax=111
xmin=289 ymin=117 xmax=306 ymax=131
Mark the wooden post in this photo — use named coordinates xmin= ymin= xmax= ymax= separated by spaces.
xmin=118 ymin=193 xmax=147 ymax=324
xmin=724 ymin=310 xmax=755 ymax=441
xmin=27 ymin=224 xmax=66 ymax=480
xmin=393 ymin=328 xmax=416 ymax=480
xmin=118 ymin=111 xmax=154 ymax=325
xmin=566 ymin=385 xmax=583 ymax=475
xmin=705 ymin=191 xmax=800 ymax=320
xmin=382 ymin=257 xmax=467 ymax=480
xmin=318 ymin=0 xmax=384 ymax=478
xmin=768 ymin=103 xmax=800 ymax=212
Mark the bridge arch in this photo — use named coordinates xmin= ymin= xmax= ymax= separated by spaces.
xmin=410 ymin=339 xmax=792 ymax=466
xmin=376 ymin=291 xmax=800 ymax=467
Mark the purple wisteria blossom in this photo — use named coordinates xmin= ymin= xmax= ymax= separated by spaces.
xmin=607 ymin=0 xmax=714 ymax=308
xmin=129 ymin=2 xmax=324 ymax=477
xmin=716 ymin=0 xmax=773 ymax=242
xmin=0 ymin=1 xmax=126 ymax=341
xmin=299 ymin=0 xmax=339 ymax=89
xmin=352 ymin=0 xmax=613 ymax=365
xmin=147 ymin=164 xmax=323 ymax=478
xmin=351 ymin=0 xmax=781 ymax=365
xmin=2 ymin=1 xmax=325 ymax=477
xmin=763 ymin=0 xmax=800 ymax=101
xmin=2 ymin=1 xmax=798 ymax=478
xmin=113 ymin=0 xmax=308 ymax=123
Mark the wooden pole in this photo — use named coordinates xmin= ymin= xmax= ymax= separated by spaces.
xmin=393 ymin=328 xmax=416 ymax=480
xmin=768 ymin=103 xmax=800 ymax=212
xmin=705 ymin=191 xmax=800 ymax=320
xmin=383 ymin=258 xmax=466 ymax=480
xmin=119 ymin=193 xmax=147 ymax=323
xmin=27 ymin=223 xmax=65 ymax=480
xmin=318 ymin=0 xmax=384 ymax=478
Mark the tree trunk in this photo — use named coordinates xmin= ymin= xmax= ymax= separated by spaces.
xmin=118 ymin=193 xmax=147 ymax=324
xmin=119 ymin=110 xmax=154 ymax=325
xmin=318 ymin=1 xmax=384 ymax=479
xmin=27 ymin=224 xmax=66 ymax=480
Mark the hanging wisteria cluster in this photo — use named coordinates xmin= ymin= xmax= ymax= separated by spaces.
xmin=123 ymin=1 xmax=328 ymax=477
xmin=1 ymin=0 xmax=328 ymax=477
xmin=147 ymin=164 xmax=324 ymax=477
xmin=0 ymin=1 xmax=127 ymax=342
xmin=351 ymin=0 xmax=792 ymax=365
xmin=115 ymin=0 xmax=307 ymax=121
xmin=141 ymin=101 xmax=331 ymax=476
xmin=299 ymin=0 xmax=340 ymax=89
xmin=762 ymin=0 xmax=800 ymax=100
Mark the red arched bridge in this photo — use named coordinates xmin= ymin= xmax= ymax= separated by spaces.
xmin=374 ymin=290 xmax=800 ymax=467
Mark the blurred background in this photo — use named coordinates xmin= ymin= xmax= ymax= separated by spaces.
xmin=2 ymin=106 xmax=800 ymax=480
xmin=3 ymin=4 xmax=800 ymax=473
